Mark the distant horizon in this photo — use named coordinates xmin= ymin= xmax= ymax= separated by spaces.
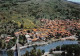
xmin=67 ymin=0 xmax=80 ymax=3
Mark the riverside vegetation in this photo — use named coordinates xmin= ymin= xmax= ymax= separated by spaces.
xmin=55 ymin=44 xmax=80 ymax=56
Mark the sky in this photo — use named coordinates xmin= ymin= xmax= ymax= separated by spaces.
xmin=67 ymin=0 xmax=80 ymax=3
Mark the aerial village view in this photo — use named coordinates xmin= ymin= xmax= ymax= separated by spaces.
xmin=0 ymin=0 xmax=80 ymax=56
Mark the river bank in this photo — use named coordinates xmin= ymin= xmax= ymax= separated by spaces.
xmin=11 ymin=38 xmax=60 ymax=50
xmin=1 ymin=35 xmax=78 ymax=56
xmin=11 ymin=35 xmax=77 ymax=50
xmin=20 ymin=40 xmax=78 ymax=55
xmin=1 ymin=40 xmax=78 ymax=56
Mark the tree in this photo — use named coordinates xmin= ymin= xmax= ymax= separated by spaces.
xmin=56 ymin=46 xmax=60 ymax=51
xmin=37 ymin=49 xmax=42 ymax=56
xmin=20 ymin=24 xmax=24 ymax=28
xmin=23 ymin=51 xmax=29 ymax=56
xmin=19 ymin=35 xmax=26 ymax=46
xmin=61 ymin=52 xmax=65 ymax=56
xmin=76 ymin=30 xmax=80 ymax=40
xmin=30 ymin=49 xmax=37 ymax=56
xmin=60 ymin=44 xmax=80 ymax=56
xmin=42 ymin=50 xmax=45 ymax=55
xmin=0 ymin=39 xmax=3 ymax=48
xmin=49 ymin=49 xmax=53 ymax=54
xmin=7 ymin=50 xmax=14 ymax=56
xmin=0 ymin=39 xmax=6 ymax=49
xmin=32 ymin=45 xmax=37 ymax=52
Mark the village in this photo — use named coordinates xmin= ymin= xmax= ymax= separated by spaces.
xmin=0 ymin=19 xmax=80 ymax=45
xmin=14 ymin=19 xmax=80 ymax=42
xmin=0 ymin=19 xmax=80 ymax=56
xmin=0 ymin=0 xmax=80 ymax=56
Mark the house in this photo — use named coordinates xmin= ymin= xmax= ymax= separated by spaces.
xmin=1 ymin=34 xmax=7 ymax=39
xmin=65 ymin=35 xmax=78 ymax=40
xmin=13 ymin=19 xmax=80 ymax=42
xmin=32 ymin=38 xmax=38 ymax=42
xmin=25 ymin=34 xmax=30 ymax=38
xmin=27 ymin=38 xmax=32 ymax=43
xmin=14 ymin=32 xmax=20 ymax=37
xmin=5 ymin=37 xmax=12 ymax=43
xmin=25 ymin=34 xmax=32 ymax=43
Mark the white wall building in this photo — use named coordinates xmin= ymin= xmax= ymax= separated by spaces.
xmin=25 ymin=34 xmax=32 ymax=43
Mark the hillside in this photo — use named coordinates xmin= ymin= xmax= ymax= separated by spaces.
xmin=0 ymin=0 xmax=80 ymax=34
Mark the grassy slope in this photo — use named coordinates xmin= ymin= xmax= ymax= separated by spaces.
xmin=0 ymin=0 xmax=80 ymax=29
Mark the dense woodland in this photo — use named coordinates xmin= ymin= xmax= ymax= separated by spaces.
xmin=0 ymin=0 xmax=80 ymax=34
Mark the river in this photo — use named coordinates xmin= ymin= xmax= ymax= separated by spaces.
xmin=1 ymin=40 xmax=78 ymax=56
xmin=20 ymin=40 xmax=78 ymax=55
